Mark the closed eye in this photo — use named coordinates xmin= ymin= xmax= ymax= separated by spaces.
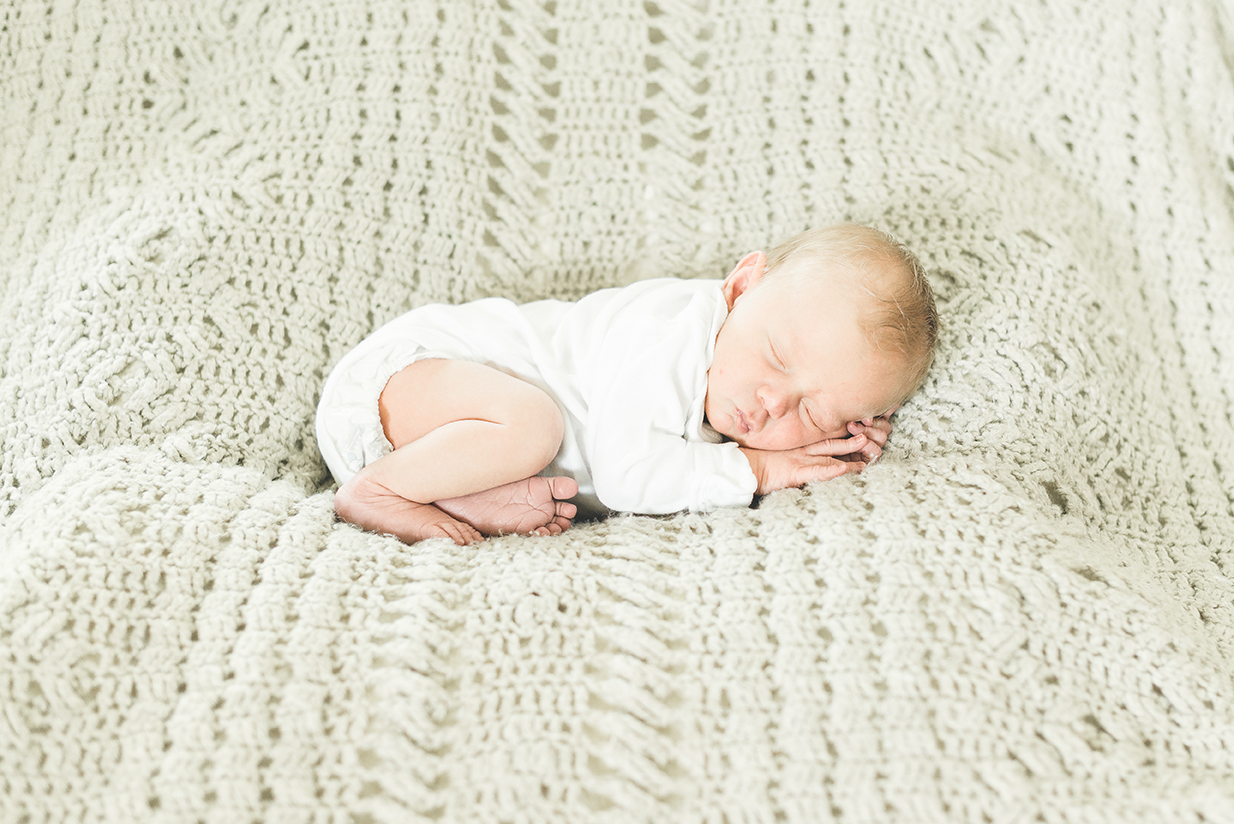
xmin=801 ymin=398 xmax=820 ymax=430
xmin=769 ymin=340 xmax=787 ymax=371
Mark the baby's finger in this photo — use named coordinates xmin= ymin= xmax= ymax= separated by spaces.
xmin=795 ymin=459 xmax=854 ymax=486
xmin=850 ymin=414 xmax=892 ymax=430
xmin=837 ymin=443 xmax=880 ymax=463
xmin=803 ymin=433 xmax=867 ymax=457
xmin=848 ymin=418 xmax=892 ymax=447
xmin=846 ymin=422 xmax=885 ymax=447
xmin=854 ymin=438 xmax=883 ymax=462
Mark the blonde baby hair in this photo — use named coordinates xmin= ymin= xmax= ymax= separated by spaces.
xmin=762 ymin=222 xmax=939 ymax=398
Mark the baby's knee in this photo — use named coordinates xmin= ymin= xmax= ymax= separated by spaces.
xmin=504 ymin=382 xmax=565 ymax=468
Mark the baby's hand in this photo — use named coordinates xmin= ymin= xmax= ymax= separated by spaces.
xmin=740 ymin=433 xmax=869 ymax=495
xmin=840 ymin=415 xmax=894 ymax=465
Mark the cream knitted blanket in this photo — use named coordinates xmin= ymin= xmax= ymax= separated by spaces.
xmin=4 ymin=0 xmax=1234 ymax=821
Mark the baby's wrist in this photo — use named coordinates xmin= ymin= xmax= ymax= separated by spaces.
xmin=738 ymin=446 xmax=769 ymax=494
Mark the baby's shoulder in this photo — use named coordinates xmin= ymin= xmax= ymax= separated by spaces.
xmin=574 ymin=277 xmax=726 ymax=363
xmin=602 ymin=276 xmax=724 ymax=319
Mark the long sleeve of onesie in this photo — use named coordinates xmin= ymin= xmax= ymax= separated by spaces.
xmin=570 ymin=280 xmax=758 ymax=514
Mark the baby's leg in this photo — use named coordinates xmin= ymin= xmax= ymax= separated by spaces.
xmin=332 ymin=359 xmax=575 ymax=545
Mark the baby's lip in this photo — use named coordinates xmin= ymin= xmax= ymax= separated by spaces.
xmin=734 ymin=408 xmax=751 ymax=434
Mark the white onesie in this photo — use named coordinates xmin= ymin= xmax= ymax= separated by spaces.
xmin=315 ymin=277 xmax=759 ymax=519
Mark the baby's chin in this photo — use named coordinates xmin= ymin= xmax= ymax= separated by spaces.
xmin=728 ymin=428 xmax=827 ymax=452
xmin=711 ymin=425 xmax=775 ymax=451
xmin=736 ymin=434 xmax=786 ymax=450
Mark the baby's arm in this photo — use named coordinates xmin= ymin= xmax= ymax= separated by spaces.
xmin=738 ymin=433 xmax=869 ymax=495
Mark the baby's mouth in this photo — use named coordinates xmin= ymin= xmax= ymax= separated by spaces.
xmin=734 ymin=408 xmax=752 ymax=435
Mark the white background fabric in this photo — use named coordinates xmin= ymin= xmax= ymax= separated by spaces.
xmin=2 ymin=1 xmax=1234 ymax=821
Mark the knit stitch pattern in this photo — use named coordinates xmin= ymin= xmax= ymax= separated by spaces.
xmin=3 ymin=1 xmax=1234 ymax=821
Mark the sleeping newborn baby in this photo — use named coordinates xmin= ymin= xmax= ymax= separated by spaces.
xmin=316 ymin=223 xmax=939 ymax=545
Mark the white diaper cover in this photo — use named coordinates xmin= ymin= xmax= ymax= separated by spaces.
xmin=314 ymin=323 xmax=475 ymax=486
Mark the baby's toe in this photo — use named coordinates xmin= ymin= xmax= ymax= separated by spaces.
xmin=429 ymin=524 xmax=467 ymax=546
xmin=548 ymin=476 xmax=579 ymax=500
xmin=448 ymin=522 xmax=483 ymax=545
xmin=556 ymin=500 xmax=577 ymax=520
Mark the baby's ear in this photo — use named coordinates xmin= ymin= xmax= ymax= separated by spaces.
xmin=721 ymin=251 xmax=767 ymax=310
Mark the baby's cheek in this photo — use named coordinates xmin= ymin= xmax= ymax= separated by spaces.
xmin=771 ymin=422 xmax=818 ymax=451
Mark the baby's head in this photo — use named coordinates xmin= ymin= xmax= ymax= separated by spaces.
xmin=705 ymin=223 xmax=938 ymax=450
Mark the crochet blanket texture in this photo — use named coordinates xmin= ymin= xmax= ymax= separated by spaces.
xmin=3 ymin=0 xmax=1234 ymax=821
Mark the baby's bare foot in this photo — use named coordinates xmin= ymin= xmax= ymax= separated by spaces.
xmin=436 ymin=476 xmax=579 ymax=537
xmin=334 ymin=483 xmax=483 ymax=546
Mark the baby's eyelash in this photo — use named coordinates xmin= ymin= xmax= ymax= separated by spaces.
xmin=769 ymin=342 xmax=786 ymax=370
xmin=801 ymin=399 xmax=819 ymax=429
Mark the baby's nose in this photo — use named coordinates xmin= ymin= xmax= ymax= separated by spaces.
xmin=758 ymin=387 xmax=790 ymax=417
